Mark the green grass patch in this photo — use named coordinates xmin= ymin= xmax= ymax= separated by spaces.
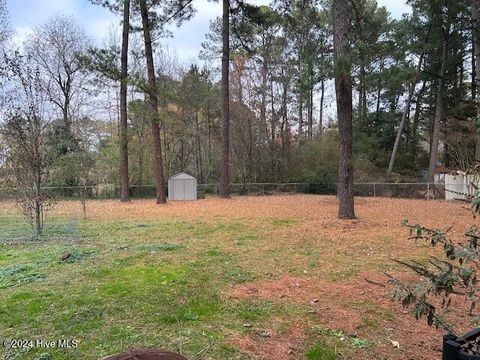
xmin=272 ymin=218 xmax=298 ymax=227
xmin=309 ymin=326 xmax=370 ymax=355
xmin=306 ymin=341 xmax=338 ymax=360
xmin=223 ymin=266 xmax=256 ymax=284
xmin=138 ymin=243 xmax=185 ymax=252
xmin=204 ymin=247 xmax=222 ymax=256
xmin=233 ymin=234 xmax=257 ymax=245
xmin=326 ymin=265 xmax=359 ymax=282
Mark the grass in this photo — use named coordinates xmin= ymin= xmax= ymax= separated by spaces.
xmin=0 ymin=213 xmax=267 ymax=358
xmin=0 ymin=195 xmax=472 ymax=359
xmin=306 ymin=342 xmax=339 ymax=360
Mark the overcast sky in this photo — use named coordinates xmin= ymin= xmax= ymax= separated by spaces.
xmin=7 ymin=0 xmax=411 ymax=63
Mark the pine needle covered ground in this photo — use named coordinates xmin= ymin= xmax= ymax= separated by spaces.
xmin=0 ymin=195 xmax=474 ymax=359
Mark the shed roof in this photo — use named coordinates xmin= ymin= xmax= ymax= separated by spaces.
xmin=169 ymin=172 xmax=196 ymax=180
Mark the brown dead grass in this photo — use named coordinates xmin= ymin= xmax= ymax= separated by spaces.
xmin=50 ymin=195 xmax=472 ymax=227
xmin=52 ymin=195 xmax=474 ymax=268
xmin=229 ymin=320 xmax=306 ymax=360
xmin=229 ymin=272 xmax=462 ymax=359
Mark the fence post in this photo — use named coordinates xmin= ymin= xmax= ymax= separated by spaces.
xmin=427 ymin=182 xmax=430 ymax=200
xmin=373 ymin=183 xmax=376 ymax=197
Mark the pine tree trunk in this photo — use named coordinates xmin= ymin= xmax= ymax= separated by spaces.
xmin=358 ymin=63 xmax=365 ymax=121
xmin=308 ymin=88 xmax=313 ymax=139
xmin=298 ymin=92 xmax=304 ymax=139
xmin=260 ymin=58 xmax=268 ymax=136
xmin=271 ymin=77 xmax=277 ymax=146
xmin=270 ymin=77 xmax=277 ymax=180
xmin=119 ymin=0 xmax=130 ymax=202
xmin=207 ymin=116 xmax=212 ymax=183
xmin=410 ymin=80 xmax=427 ymax=160
xmin=319 ymin=78 xmax=324 ymax=137
xmin=280 ymin=78 xmax=288 ymax=160
xmin=139 ymin=0 xmax=166 ymax=204
xmin=195 ymin=110 xmax=203 ymax=183
xmin=387 ymin=50 xmax=425 ymax=175
xmin=362 ymin=85 xmax=367 ymax=122
xmin=375 ymin=60 xmax=383 ymax=117
xmin=473 ymin=0 xmax=480 ymax=160
xmin=473 ymin=19 xmax=477 ymax=100
xmin=219 ymin=0 xmax=230 ymax=198
xmin=428 ymin=39 xmax=447 ymax=182
xmin=333 ymin=0 xmax=355 ymax=219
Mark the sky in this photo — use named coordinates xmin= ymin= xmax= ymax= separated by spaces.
xmin=7 ymin=0 xmax=411 ymax=63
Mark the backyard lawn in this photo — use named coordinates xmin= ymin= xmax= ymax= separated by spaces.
xmin=0 ymin=195 xmax=475 ymax=359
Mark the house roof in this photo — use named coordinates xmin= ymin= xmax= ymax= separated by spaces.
xmin=169 ymin=172 xmax=196 ymax=180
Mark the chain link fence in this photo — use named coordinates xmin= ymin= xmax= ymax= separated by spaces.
xmin=0 ymin=182 xmax=446 ymax=201
xmin=0 ymin=203 xmax=80 ymax=243
xmin=200 ymin=182 xmax=445 ymax=199
xmin=353 ymin=182 xmax=445 ymax=199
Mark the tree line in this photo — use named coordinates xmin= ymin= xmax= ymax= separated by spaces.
xmin=1 ymin=0 xmax=480 ymax=229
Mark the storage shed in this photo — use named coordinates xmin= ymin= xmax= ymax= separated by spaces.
xmin=168 ymin=173 xmax=197 ymax=200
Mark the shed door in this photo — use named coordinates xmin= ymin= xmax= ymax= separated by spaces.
xmin=184 ymin=179 xmax=195 ymax=200
xmin=173 ymin=179 xmax=184 ymax=200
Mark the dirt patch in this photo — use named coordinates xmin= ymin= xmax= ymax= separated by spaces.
xmin=230 ymin=322 xmax=306 ymax=360
xmin=230 ymin=274 xmax=389 ymax=306
xmin=231 ymin=276 xmax=315 ymax=302
xmin=230 ymin=275 xmax=373 ymax=335
xmin=317 ymin=307 xmax=363 ymax=334
xmin=229 ymin=273 xmax=471 ymax=359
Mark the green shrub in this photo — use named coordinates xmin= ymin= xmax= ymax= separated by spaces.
xmin=390 ymin=188 xmax=480 ymax=339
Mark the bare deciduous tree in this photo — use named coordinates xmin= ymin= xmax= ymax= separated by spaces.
xmin=24 ymin=15 xmax=91 ymax=134
xmin=0 ymin=0 xmax=10 ymax=48
xmin=1 ymin=55 xmax=51 ymax=236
